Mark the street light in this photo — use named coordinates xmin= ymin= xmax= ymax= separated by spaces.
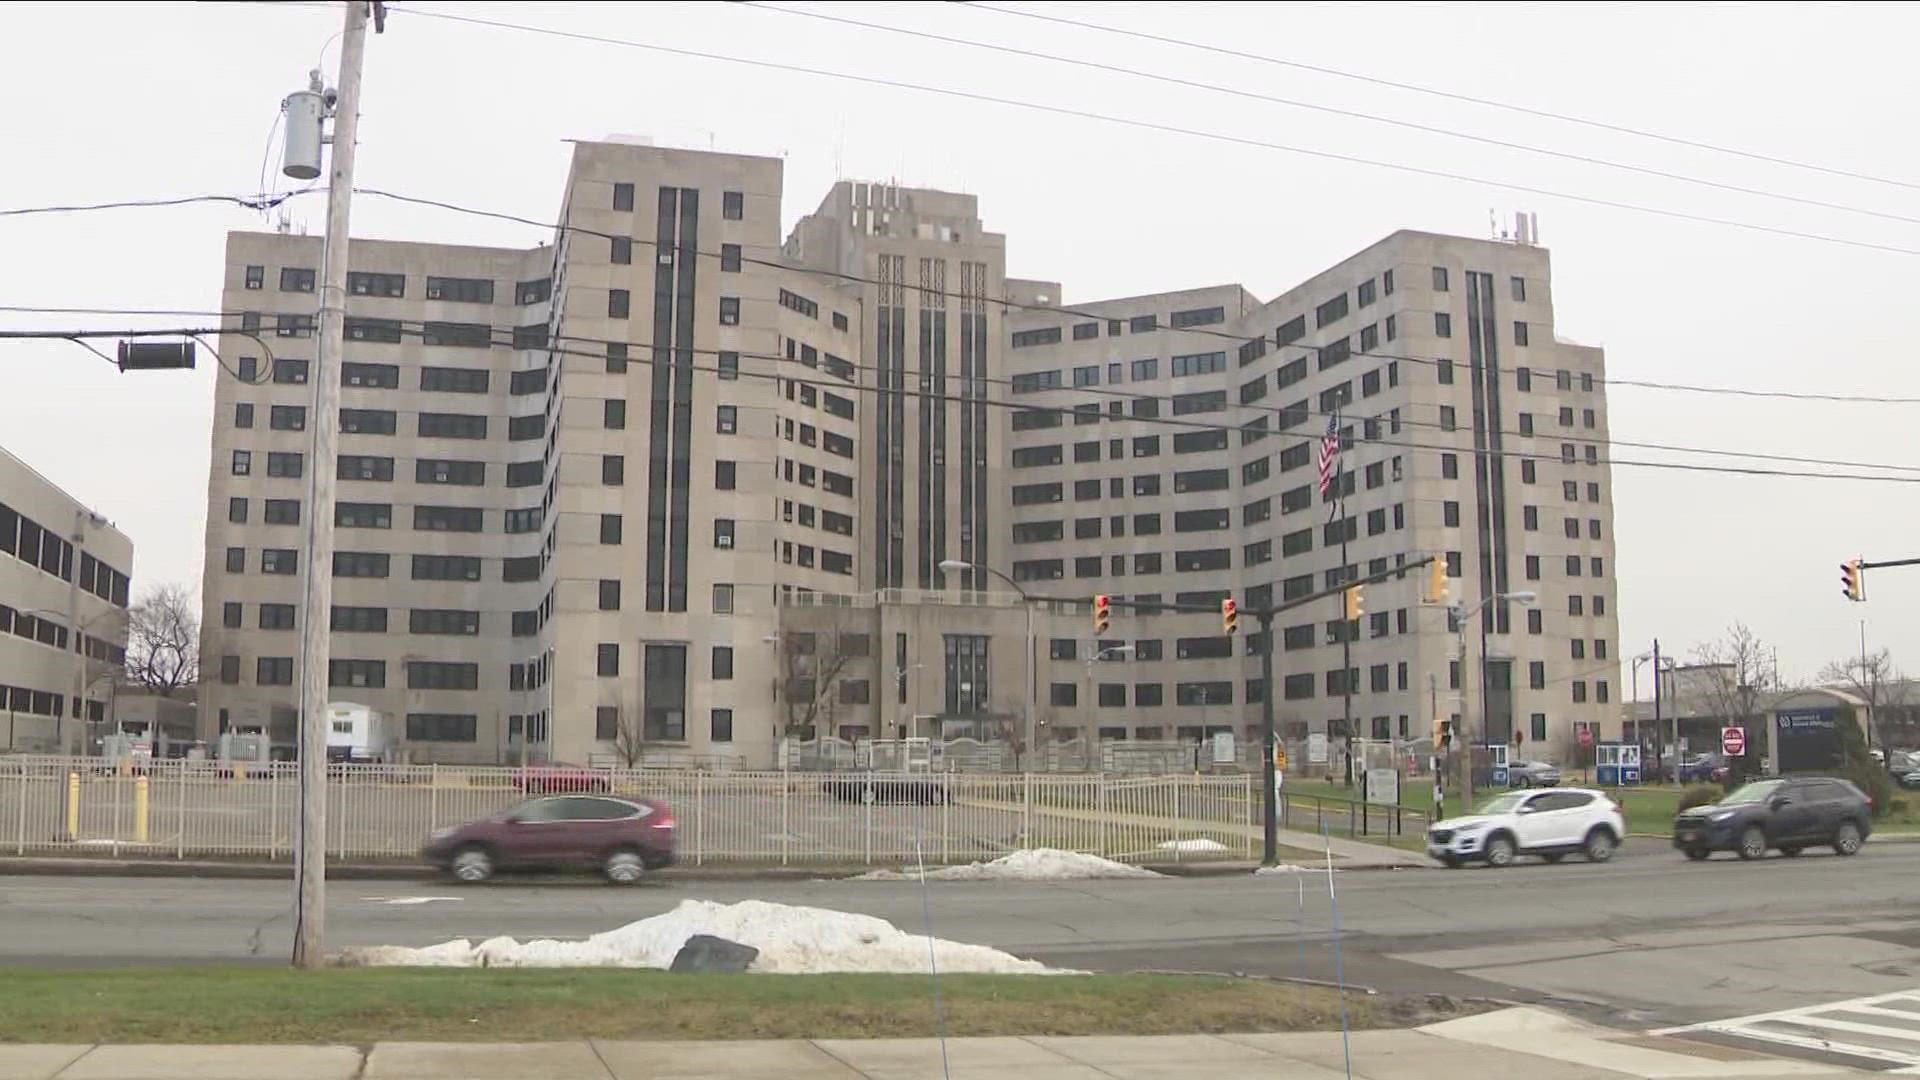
xmin=1453 ymin=590 xmax=1536 ymax=806
xmin=940 ymin=558 xmax=1037 ymax=770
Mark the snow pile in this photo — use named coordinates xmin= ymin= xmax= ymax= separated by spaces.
xmin=1157 ymin=838 xmax=1229 ymax=853
xmin=1255 ymin=863 xmax=1339 ymax=875
xmin=855 ymin=848 xmax=1162 ymax=882
xmin=337 ymin=898 xmax=1060 ymax=974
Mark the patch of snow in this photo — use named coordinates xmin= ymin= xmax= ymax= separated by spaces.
xmin=1254 ymin=863 xmax=1339 ymax=875
xmin=855 ymin=848 xmax=1162 ymax=882
xmin=359 ymin=896 xmax=462 ymax=906
xmin=337 ymin=898 xmax=1063 ymax=975
xmin=1156 ymin=838 xmax=1229 ymax=853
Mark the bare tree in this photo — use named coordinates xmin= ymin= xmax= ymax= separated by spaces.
xmin=126 ymin=582 xmax=198 ymax=696
xmin=609 ymin=695 xmax=646 ymax=768
xmin=781 ymin=626 xmax=858 ymax=740
xmin=1820 ymin=647 xmax=1907 ymax=749
xmin=1691 ymin=623 xmax=1772 ymax=778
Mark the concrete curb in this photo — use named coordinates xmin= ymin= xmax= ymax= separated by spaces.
xmin=0 ymin=856 xmax=1309 ymax=882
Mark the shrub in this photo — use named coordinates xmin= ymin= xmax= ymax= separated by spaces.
xmin=1677 ymin=786 xmax=1720 ymax=813
xmin=1835 ymin=704 xmax=1893 ymax=818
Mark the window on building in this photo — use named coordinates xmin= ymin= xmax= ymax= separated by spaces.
xmin=1434 ymin=312 xmax=1452 ymax=338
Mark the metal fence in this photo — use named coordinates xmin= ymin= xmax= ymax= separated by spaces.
xmin=0 ymin=756 xmax=1286 ymax=866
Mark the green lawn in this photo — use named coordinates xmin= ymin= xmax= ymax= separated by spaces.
xmin=0 ymin=968 xmax=1404 ymax=1044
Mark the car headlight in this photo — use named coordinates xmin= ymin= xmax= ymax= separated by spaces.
xmin=1707 ymin=810 xmax=1735 ymax=822
xmin=428 ymin=827 xmax=456 ymax=842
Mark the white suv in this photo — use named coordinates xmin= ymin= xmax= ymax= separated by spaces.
xmin=1427 ymin=787 xmax=1624 ymax=868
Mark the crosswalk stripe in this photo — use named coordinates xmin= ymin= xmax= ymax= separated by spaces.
xmin=1661 ymin=989 xmax=1920 ymax=1069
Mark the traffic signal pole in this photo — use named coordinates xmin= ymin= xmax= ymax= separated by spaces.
xmin=1029 ymin=553 xmax=1436 ymax=866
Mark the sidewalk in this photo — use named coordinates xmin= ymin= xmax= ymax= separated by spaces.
xmin=0 ymin=1009 xmax=1864 ymax=1079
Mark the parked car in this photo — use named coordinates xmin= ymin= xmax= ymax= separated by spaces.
xmin=423 ymin=794 xmax=675 ymax=884
xmin=514 ymin=763 xmax=611 ymax=794
xmin=1671 ymin=777 xmax=1871 ymax=861
xmin=1887 ymin=751 xmax=1920 ymax=790
xmin=1676 ymin=754 xmax=1728 ymax=785
xmin=1426 ymin=787 xmax=1624 ymax=868
xmin=821 ymin=776 xmax=949 ymax=805
xmin=1507 ymin=760 xmax=1562 ymax=788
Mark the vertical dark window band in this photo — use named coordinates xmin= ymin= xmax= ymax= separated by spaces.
xmin=645 ymin=187 xmax=677 ymax=611
xmin=668 ymin=187 xmax=699 ymax=612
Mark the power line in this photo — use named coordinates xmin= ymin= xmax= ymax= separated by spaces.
xmin=959 ymin=1 xmax=1920 ymax=195
xmin=0 ymin=192 xmax=302 ymax=218
xmin=347 ymin=188 xmax=1920 ymax=408
xmin=26 ymin=312 xmax=1892 ymax=485
xmin=7 ymin=290 xmax=1919 ymax=476
xmin=744 ymin=1 xmax=1920 ymax=229
xmin=5 ymin=175 xmax=1916 ymax=407
xmin=375 ymin=4 xmax=1920 ymax=259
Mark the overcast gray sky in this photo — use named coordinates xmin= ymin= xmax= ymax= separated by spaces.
xmin=3 ymin=2 xmax=1916 ymax=693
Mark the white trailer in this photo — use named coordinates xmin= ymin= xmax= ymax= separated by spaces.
xmin=325 ymin=702 xmax=392 ymax=763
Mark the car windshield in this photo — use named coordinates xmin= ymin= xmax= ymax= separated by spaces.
xmin=1476 ymin=793 xmax=1529 ymax=815
xmin=1721 ymin=780 xmax=1784 ymax=805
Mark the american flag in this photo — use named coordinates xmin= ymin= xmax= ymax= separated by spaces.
xmin=1317 ymin=411 xmax=1342 ymax=498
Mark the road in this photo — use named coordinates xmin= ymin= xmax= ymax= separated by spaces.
xmin=3 ymin=841 xmax=1916 ymax=1032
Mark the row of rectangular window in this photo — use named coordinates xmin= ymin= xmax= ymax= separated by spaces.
xmin=0 ymin=503 xmax=131 ymax=606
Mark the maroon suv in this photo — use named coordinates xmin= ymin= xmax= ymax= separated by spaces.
xmin=423 ymin=794 xmax=676 ymax=884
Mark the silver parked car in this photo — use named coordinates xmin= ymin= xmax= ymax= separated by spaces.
xmin=1508 ymin=760 xmax=1562 ymax=788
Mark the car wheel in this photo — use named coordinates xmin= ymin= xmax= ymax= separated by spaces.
xmin=450 ymin=846 xmax=494 ymax=883
xmin=602 ymin=849 xmax=647 ymax=885
xmin=1834 ymin=820 xmax=1864 ymax=857
xmin=1683 ymin=847 xmax=1709 ymax=862
xmin=1513 ymin=776 xmax=1531 ymax=789
xmin=1542 ymin=852 xmax=1565 ymax=864
xmin=1779 ymin=846 xmax=1801 ymax=857
xmin=1737 ymin=826 xmax=1766 ymax=861
xmin=1485 ymin=835 xmax=1516 ymax=868
xmin=1584 ymin=829 xmax=1617 ymax=863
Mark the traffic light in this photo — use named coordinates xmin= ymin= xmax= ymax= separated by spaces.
xmin=1435 ymin=718 xmax=1452 ymax=751
xmin=1343 ymin=583 xmax=1365 ymax=621
xmin=1424 ymin=558 xmax=1449 ymax=605
xmin=1093 ymin=594 xmax=1112 ymax=634
xmin=1221 ymin=597 xmax=1239 ymax=634
xmin=1841 ymin=559 xmax=1866 ymax=602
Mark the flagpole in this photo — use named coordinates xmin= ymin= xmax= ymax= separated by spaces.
xmin=1336 ymin=413 xmax=1354 ymax=788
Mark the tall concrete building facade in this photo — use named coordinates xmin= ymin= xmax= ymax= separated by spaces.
xmin=199 ymin=139 xmax=1617 ymax=767
xmin=998 ymin=232 xmax=1621 ymax=759
xmin=1 ymin=446 xmax=132 ymax=753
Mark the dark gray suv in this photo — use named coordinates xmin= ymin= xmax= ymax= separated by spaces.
xmin=1672 ymin=777 xmax=1871 ymax=861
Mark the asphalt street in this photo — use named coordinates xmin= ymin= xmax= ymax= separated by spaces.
xmin=2 ymin=840 xmax=1914 ymax=1032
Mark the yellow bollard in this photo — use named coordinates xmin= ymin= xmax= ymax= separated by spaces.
xmin=134 ymin=776 xmax=149 ymax=845
xmin=65 ymin=772 xmax=79 ymax=839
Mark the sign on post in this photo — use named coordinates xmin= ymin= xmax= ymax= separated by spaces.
xmin=1722 ymin=726 xmax=1747 ymax=757
xmin=1273 ymin=744 xmax=1289 ymax=770
xmin=1577 ymin=725 xmax=1594 ymax=748
xmin=1307 ymin=733 xmax=1329 ymax=764
xmin=1211 ymin=732 xmax=1235 ymax=765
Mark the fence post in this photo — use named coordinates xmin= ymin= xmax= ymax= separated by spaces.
xmin=1243 ymin=773 xmax=1253 ymax=860
xmin=429 ymin=764 xmax=439 ymax=834
xmin=863 ymin=775 xmax=873 ymax=867
xmin=780 ymin=766 xmax=791 ymax=868
xmin=941 ymin=777 xmax=950 ymax=863
xmin=133 ymin=776 xmax=149 ymax=845
xmin=177 ymin=763 xmax=187 ymax=860
xmin=1021 ymin=772 xmax=1032 ymax=846
xmin=14 ymin=763 xmax=26 ymax=855
xmin=694 ymin=772 xmax=705 ymax=867
xmin=1172 ymin=774 xmax=1184 ymax=863
xmin=65 ymin=771 xmax=78 ymax=841
xmin=268 ymin=771 xmax=279 ymax=861
xmin=1097 ymin=774 xmax=1107 ymax=858
xmin=1349 ymin=799 xmax=1356 ymax=838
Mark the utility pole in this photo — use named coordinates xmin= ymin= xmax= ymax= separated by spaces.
xmin=1650 ymin=638 xmax=1663 ymax=783
xmin=1860 ymin=619 xmax=1872 ymax=751
xmin=1258 ymin=610 xmax=1279 ymax=864
xmin=290 ymin=0 xmax=375 ymax=971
